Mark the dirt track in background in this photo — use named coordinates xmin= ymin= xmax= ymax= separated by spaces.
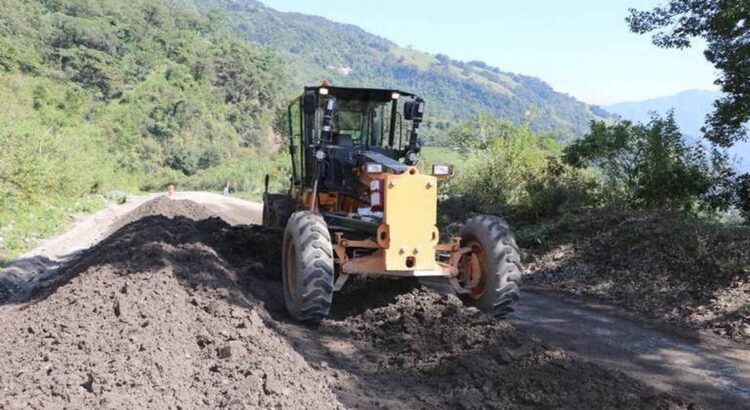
xmin=0 ymin=194 xmax=745 ymax=408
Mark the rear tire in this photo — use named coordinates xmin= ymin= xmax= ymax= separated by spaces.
xmin=458 ymin=215 xmax=522 ymax=317
xmin=282 ymin=211 xmax=334 ymax=323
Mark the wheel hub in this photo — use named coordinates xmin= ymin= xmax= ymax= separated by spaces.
xmin=459 ymin=240 xmax=487 ymax=300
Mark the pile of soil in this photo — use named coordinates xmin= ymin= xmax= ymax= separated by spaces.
xmin=523 ymin=209 xmax=750 ymax=344
xmin=316 ymin=289 xmax=689 ymax=409
xmin=0 ymin=198 xmax=694 ymax=408
xmin=0 ymin=199 xmax=339 ymax=409
xmin=107 ymin=196 xmax=214 ymax=234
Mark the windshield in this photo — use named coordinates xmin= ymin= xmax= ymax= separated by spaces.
xmin=326 ymin=98 xmax=388 ymax=147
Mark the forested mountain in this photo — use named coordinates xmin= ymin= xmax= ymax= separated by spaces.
xmin=0 ymin=0 xmax=286 ymax=184
xmin=0 ymin=0 xmax=612 ymax=256
xmin=182 ymin=0 xmax=614 ymax=144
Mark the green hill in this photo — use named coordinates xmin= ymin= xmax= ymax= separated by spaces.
xmin=183 ymin=0 xmax=614 ymax=144
xmin=0 ymin=0 xmax=287 ymax=257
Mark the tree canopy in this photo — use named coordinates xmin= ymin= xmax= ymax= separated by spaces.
xmin=627 ymin=0 xmax=749 ymax=147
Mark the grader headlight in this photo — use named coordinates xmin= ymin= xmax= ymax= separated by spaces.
xmin=432 ymin=164 xmax=453 ymax=177
xmin=364 ymin=162 xmax=383 ymax=174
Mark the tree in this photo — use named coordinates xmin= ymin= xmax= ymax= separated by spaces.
xmin=564 ymin=112 xmax=732 ymax=211
xmin=735 ymin=173 xmax=750 ymax=223
xmin=627 ymin=0 xmax=749 ymax=147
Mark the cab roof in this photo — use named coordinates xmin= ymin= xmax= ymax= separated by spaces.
xmin=303 ymin=85 xmax=420 ymax=101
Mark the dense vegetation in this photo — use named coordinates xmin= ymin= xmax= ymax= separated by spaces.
xmin=444 ymin=116 xmax=597 ymax=219
xmin=621 ymin=0 xmax=750 ymax=221
xmin=444 ymin=112 xmax=748 ymax=224
xmin=182 ymin=0 xmax=615 ymax=145
xmin=563 ymin=113 xmax=737 ymax=212
xmin=0 ymin=0 xmax=289 ymax=258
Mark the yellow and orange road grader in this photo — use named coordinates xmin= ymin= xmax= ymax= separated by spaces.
xmin=263 ymin=85 xmax=521 ymax=322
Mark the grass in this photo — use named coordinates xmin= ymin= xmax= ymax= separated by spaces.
xmin=0 ymin=149 xmax=290 ymax=263
xmin=0 ymin=194 xmax=106 ymax=263
xmin=389 ymin=45 xmax=437 ymax=70
xmin=420 ymin=146 xmax=467 ymax=170
xmin=0 ymin=153 xmax=288 ymax=262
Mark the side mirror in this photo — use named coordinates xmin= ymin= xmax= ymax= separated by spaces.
xmin=302 ymin=94 xmax=317 ymax=115
xmin=403 ymin=100 xmax=425 ymax=121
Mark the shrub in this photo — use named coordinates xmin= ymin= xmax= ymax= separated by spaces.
xmin=563 ymin=112 xmax=733 ymax=212
xmin=525 ymin=158 xmax=600 ymax=218
xmin=447 ymin=117 xmax=598 ymax=218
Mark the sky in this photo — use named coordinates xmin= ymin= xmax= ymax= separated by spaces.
xmin=258 ymin=0 xmax=719 ymax=106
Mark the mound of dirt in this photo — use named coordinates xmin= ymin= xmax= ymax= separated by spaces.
xmin=0 ymin=200 xmax=340 ymax=409
xmin=524 ymin=209 xmax=750 ymax=344
xmin=108 ymin=196 xmax=214 ymax=234
xmin=317 ymin=289 xmax=691 ymax=409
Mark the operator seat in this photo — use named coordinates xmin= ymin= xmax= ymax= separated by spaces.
xmin=327 ymin=133 xmax=355 ymax=189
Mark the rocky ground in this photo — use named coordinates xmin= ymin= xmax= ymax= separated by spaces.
xmin=0 ymin=197 xmax=697 ymax=409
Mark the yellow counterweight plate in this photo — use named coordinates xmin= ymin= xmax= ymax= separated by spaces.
xmin=382 ymin=168 xmax=440 ymax=271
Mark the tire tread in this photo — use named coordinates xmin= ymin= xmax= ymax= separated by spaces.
xmin=282 ymin=211 xmax=334 ymax=323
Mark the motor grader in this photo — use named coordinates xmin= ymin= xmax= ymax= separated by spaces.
xmin=263 ymin=84 xmax=521 ymax=322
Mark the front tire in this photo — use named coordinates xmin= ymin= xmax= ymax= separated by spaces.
xmin=458 ymin=215 xmax=522 ymax=317
xmin=282 ymin=211 xmax=334 ymax=323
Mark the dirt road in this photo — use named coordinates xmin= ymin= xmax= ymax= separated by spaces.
xmin=514 ymin=289 xmax=750 ymax=409
xmin=1 ymin=192 xmax=748 ymax=409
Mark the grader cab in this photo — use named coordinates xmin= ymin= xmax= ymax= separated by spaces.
xmin=263 ymin=84 xmax=521 ymax=322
